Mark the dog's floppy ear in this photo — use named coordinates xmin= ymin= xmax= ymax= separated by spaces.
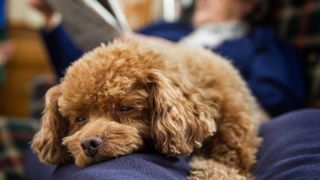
xmin=148 ymin=71 xmax=217 ymax=156
xmin=31 ymin=85 xmax=70 ymax=165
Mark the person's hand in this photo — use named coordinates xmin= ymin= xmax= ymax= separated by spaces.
xmin=27 ymin=0 xmax=61 ymax=31
xmin=27 ymin=0 xmax=55 ymax=21
xmin=0 ymin=41 xmax=14 ymax=64
xmin=120 ymin=33 xmax=174 ymax=46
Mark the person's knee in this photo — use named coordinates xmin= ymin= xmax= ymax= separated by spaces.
xmin=260 ymin=108 xmax=320 ymax=134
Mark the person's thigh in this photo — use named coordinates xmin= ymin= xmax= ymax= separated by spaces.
xmin=51 ymin=153 xmax=190 ymax=180
xmin=254 ymin=109 xmax=320 ymax=180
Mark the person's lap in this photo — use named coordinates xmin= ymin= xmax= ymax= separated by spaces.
xmin=25 ymin=109 xmax=320 ymax=180
xmin=51 ymin=153 xmax=190 ymax=180
xmin=254 ymin=109 xmax=320 ymax=179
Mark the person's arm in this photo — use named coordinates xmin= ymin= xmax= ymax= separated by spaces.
xmin=138 ymin=21 xmax=193 ymax=42
xmin=214 ymin=30 xmax=305 ymax=117
xmin=248 ymin=39 xmax=305 ymax=116
xmin=28 ymin=0 xmax=84 ymax=78
xmin=41 ymin=24 xmax=83 ymax=78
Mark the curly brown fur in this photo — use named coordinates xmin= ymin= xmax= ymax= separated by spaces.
xmin=32 ymin=41 xmax=267 ymax=179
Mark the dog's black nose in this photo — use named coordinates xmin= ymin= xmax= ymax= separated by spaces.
xmin=80 ymin=136 xmax=102 ymax=157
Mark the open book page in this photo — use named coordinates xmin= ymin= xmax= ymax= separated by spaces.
xmin=48 ymin=0 xmax=129 ymax=51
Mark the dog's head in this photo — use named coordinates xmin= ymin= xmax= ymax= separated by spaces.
xmin=32 ymin=41 xmax=217 ymax=167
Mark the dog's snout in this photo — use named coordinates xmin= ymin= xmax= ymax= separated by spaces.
xmin=80 ymin=136 xmax=102 ymax=157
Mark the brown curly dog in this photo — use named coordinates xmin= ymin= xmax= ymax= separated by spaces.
xmin=32 ymin=41 xmax=267 ymax=179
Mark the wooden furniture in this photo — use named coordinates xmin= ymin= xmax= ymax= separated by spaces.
xmin=0 ymin=24 xmax=54 ymax=117
xmin=121 ymin=0 xmax=156 ymax=30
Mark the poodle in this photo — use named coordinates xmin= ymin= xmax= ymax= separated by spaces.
xmin=32 ymin=41 xmax=267 ymax=179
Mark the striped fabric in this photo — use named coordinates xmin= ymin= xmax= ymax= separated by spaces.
xmin=0 ymin=118 xmax=38 ymax=180
xmin=273 ymin=0 xmax=320 ymax=107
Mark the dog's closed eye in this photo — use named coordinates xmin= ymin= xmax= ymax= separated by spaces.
xmin=118 ymin=106 xmax=134 ymax=113
xmin=76 ymin=116 xmax=87 ymax=123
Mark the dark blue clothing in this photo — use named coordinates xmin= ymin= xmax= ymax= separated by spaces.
xmin=41 ymin=26 xmax=83 ymax=78
xmin=24 ymin=109 xmax=320 ymax=180
xmin=254 ymin=109 xmax=320 ymax=179
xmin=52 ymin=154 xmax=189 ymax=180
xmin=41 ymin=22 xmax=304 ymax=116
xmin=24 ymin=150 xmax=55 ymax=180
xmin=0 ymin=0 xmax=6 ymax=31
xmin=215 ymin=28 xmax=305 ymax=116
xmin=138 ymin=22 xmax=193 ymax=42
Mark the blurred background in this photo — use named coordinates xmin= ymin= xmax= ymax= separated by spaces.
xmin=0 ymin=0 xmax=162 ymax=118
xmin=0 ymin=0 xmax=191 ymax=118
xmin=0 ymin=0 xmax=320 ymax=179
xmin=1 ymin=0 xmax=320 ymax=118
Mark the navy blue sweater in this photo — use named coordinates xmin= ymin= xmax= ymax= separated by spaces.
xmin=41 ymin=22 xmax=304 ymax=116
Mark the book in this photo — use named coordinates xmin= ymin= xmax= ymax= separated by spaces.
xmin=48 ymin=0 xmax=130 ymax=51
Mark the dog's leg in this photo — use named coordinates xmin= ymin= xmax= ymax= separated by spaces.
xmin=201 ymin=59 xmax=265 ymax=178
xmin=197 ymin=85 xmax=262 ymax=179
xmin=201 ymin=108 xmax=261 ymax=180
xmin=189 ymin=156 xmax=249 ymax=180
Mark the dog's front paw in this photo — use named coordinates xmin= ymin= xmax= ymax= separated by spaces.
xmin=189 ymin=157 xmax=247 ymax=180
xmin=189 ymin=168 xmax=246 ymax=180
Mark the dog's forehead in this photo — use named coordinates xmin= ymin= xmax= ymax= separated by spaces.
xmin=60 ymin=73 xmax=140 ymax=105
xmin=64 ymin=44 xmax=157 ymax=81
xmin=60 ymin=73 xmax=148 ymax=112
xmin=58 ymin=42 xmax=163 ymax=111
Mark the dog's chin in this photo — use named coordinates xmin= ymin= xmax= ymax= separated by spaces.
xmin=74 ymin=152 xmax=99 ymax=168
xmin=62 ymin=121 xmax=144 ymax=167
xmin=72 ymin=140 xmax=142 ymax=167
